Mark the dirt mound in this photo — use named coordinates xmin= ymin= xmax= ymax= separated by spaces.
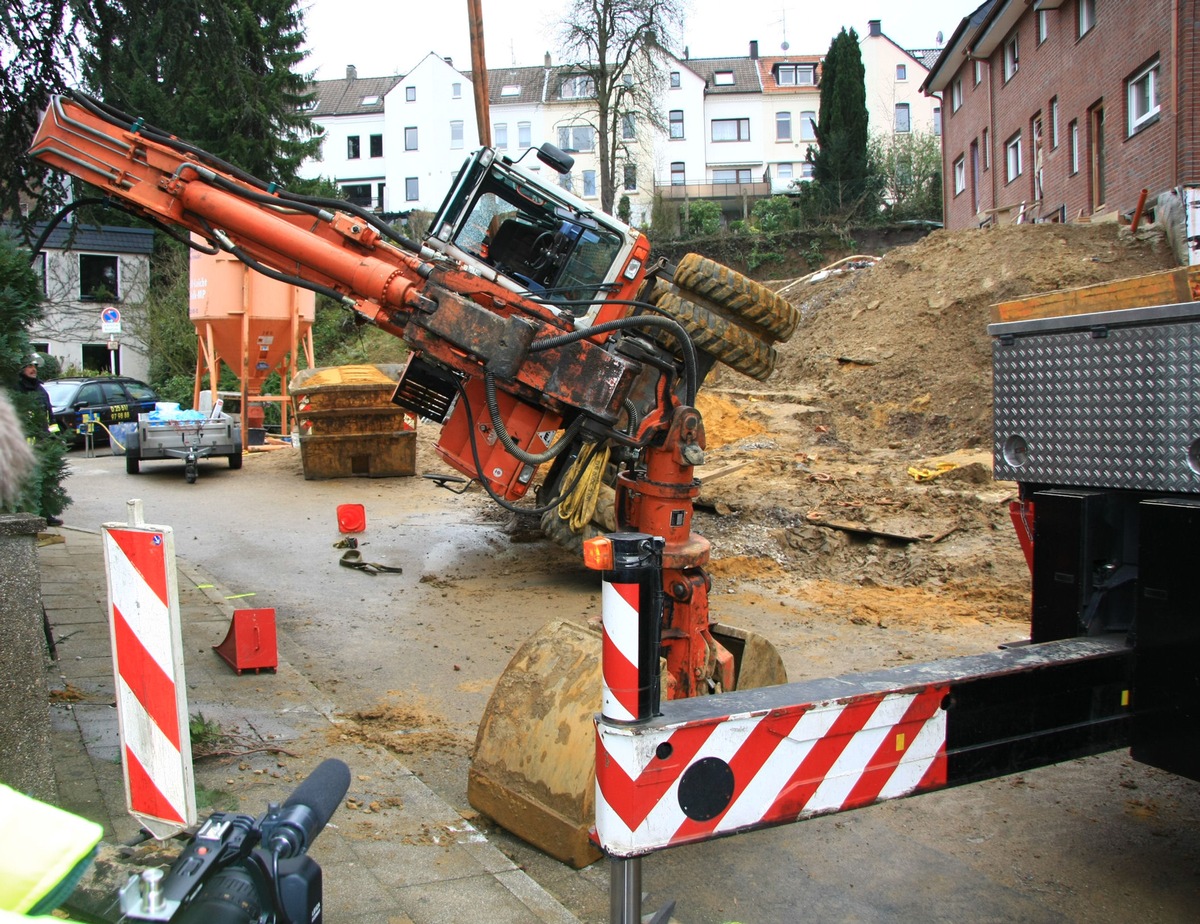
xmin=721 ymin=222 xmax=1177 ymax=454
xmin=695 ymin=222 xmax=1177 ymax=604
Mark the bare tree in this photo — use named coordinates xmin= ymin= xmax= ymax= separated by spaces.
xmin=557 ymin=0 xmax=684 ymax=214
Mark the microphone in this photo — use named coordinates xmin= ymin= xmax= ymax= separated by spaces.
xmin=265 ymin=758 xmax=351 ymax=858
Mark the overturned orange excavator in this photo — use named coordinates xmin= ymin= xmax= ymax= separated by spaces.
xmin=31 ymin=91 xmax=797 ymax=866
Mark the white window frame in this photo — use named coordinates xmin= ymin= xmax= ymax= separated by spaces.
xmin=583 ymin=169 xmax=597 ymax=198
xmin=404 ymin=126 xmax=418 ymax=151
xmin=896 ymin=64 xmax=907 ymax=81
xmin=494 ymin=123 xmax=508 ymax=149
xmin=951 ymin=77 xmax=963 ymax=112
xmin=1069 ymin=119 xmax=1080 ymax=174
xmin=670 ymin=161 xmax=685 ymax=186
xmin=894 ymin=103 xmax=911 ymax=134
xmin=953 ymin=156 xmax=966 ymax=195
xmin=452 ymin=82 xmax=462 ymax=99
xmin=669 ymin=109 xmax=684 ymax=140
xmin=405 ymin=86 xmax=416 ymax=102
xmin=933 ymin=106 xmax=942 ymax=136
xmin=776 ymin=162 xmax=793 ymax=181
xmin=982 ymin=128 xmax=990 ymax=169
xmin=1050 ymin=97 xmax=1060 ymax=148
xmin=713 ymin=70 xmax=735 ymax=86
xmin=1037 ymin=10 xmax=1049 ymax=44
xmin=776 ymin=111 xmax=792 ymax=142
xmin=1005 ymin=132 xmax=1022 ymax=183
xmin=1004 ymin=34 xmax=1019 ymax=82
xmin=1079 ymin=0 xmax=1096 ymax=37
xmin=973 ymin=60 xmax=982 ymax=86
xmin=450 ymin=120 xmax=464 ymax=150
xmin=711 ymin=118 xmax=750 ymax=143
xmin=1128 ymin=59 xmax=1160 ymax=135
xmin=518 ymin=122 xmax=531 ymax=148
xmin=800 ymin=111 xmax=817 ymax=142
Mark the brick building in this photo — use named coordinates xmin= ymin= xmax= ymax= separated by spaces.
xmin=923 ymin=0 xmax=1195 ymax=240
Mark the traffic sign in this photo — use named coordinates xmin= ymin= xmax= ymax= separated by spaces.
xmin=101 ymin=306 xmax=122 ymax=334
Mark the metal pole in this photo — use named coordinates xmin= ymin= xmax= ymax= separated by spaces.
xmin=596 ymin=532 xmax=664 ymax=924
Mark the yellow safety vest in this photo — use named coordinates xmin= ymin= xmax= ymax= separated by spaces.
xmin=0 ymin=783 xmax=102 ymax=917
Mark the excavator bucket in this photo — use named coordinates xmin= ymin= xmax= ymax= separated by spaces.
xmin=468 ymin=618 xmax=787 ymax=867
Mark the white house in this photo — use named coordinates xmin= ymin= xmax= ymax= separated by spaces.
xmin=860 ymin=19 xmax=942 ymax=137
xmin=29 ymin=224 xmax=153 ymax=379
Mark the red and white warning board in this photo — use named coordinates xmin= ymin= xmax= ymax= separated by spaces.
xmin=596 ymin=685 xmax=948 ymax=857
xmin=102 ymin=500 xmax=196 ymax=839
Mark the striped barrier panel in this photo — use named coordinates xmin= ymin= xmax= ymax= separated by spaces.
xmin=102 ymin=500 xmax=196 ymax=839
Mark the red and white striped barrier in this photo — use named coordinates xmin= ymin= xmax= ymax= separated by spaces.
xmin=601 ymin=579 xmax=643 ymax=722
xmin=102 ymin=500 xmax=195 ymax=839
xmin=596 ymin=685 xmax=948 ymax=857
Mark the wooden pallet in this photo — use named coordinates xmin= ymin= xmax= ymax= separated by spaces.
xmin=990 ymin=265 xmax=1200 ymax=324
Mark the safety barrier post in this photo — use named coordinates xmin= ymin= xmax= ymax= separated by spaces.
xmin=585 ymin=532 xmax=664 ymax=924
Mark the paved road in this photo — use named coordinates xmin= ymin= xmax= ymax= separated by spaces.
xmin=59 ymin=446 xmax=1200 ymax=923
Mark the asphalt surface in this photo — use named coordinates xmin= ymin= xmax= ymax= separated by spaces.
xmin=43 ymin=443 xmax=1200 ymax=923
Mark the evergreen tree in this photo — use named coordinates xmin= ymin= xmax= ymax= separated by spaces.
xmin=77 ymin=0 xmax=319 ymax=184
xmin=0 ymin=232 xmax=70 ymax=519
xmin=807 ymin=27 xmax=875 ymax=217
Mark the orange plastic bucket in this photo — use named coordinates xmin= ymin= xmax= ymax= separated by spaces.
xmin=336 ymin=503 xmax=366 ymax=533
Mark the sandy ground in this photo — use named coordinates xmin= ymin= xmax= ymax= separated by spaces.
xmin=58 ymin=221 xmax=1200 ymax=922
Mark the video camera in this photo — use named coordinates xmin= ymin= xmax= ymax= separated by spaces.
xmin=119 ymin=758 xmax=351 ymax=923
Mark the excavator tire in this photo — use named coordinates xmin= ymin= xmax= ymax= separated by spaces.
xmin=653 ymin=290 xmax=777 ymax=382
xmin=672 ymin=253 xmax=801 ymax=342
xmin=467 ymin=618 xmax=787 ymax=867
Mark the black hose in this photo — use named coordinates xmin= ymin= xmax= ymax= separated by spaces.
xmin=482 ymin=373 xmax=588 ymax=466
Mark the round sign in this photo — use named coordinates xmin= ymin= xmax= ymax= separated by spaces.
xmin=101 ymin=306 xmax=121 ymax=324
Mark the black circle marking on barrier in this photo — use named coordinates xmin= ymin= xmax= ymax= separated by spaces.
xmin=678 ymin=757 xmax=735 ymax=821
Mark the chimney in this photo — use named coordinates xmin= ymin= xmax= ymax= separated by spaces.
xmin=683 ymin=46 xmax=689 ymax=60
xmin=346 ymin=64 xmax=357 ymax=80
xmin=545 ymin=51 xmax=552 ymax=67
xmin=749 ymin=40 xmax=759 ymax=59
xmin=444 ymin=56 xmax=453 ymax=66
xmin=868 ymin=20 xmax=882 ymax=37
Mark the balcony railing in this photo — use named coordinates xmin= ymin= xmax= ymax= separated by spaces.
xmin=656 ymin=180 xmax=772 ymax=200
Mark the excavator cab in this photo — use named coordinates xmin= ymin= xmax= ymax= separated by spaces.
xmin=424 ymin=146 xmax=645 ymax=324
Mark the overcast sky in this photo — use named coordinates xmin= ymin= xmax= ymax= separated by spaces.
xmin=300 ymin=1 xmax=975 ymax=80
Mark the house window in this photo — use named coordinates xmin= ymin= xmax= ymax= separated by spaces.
xmin=623 ymin=164 xmax=637 ymax=191
xmin=776 ymin=111 xmax=792 ymax=141
xmin=1005 ymin=132 xmax=1022 ymax=183
xmin=501 ymin=84 xmax=520 ymax=97
xmin=777 ymin=162 xmax=793 ymax=182
xmin=973 ymin=60 xmax=981 ymax=86
xmin=405 ymin=177 xmax=419 ymax=201
xmin=713 ymin=70 xmax=735 ymax=86
xmin=1037 ymin=11 xmax=1049 ymax=43
xmin=347 ymin=135 xmax=361 ymax=159
xmin=583 ymin=170 xmax=597 ymax=198
xmin=670 ymin=71 xmax=681 ymax=88
xmin=342 ymin=183 xmax=371 ymax=207
xmin=1004 ymin=33 xmax=1019 ymax=81
xmin=982 ymin=127 xmax=990 ymax=168
xmin=669 ymin=110 xmax=684 ymax=139
xmin=560 ymin=75 xmax=595 ymax=99
xmin=801 ymin=162 xmax=815 ymax=179
xmin=670 ymin=161 xmax=685 ymax=185
xmin=951 ymin=77 xmax=963 ymax=112
xmin=369 ymin=134 xmax=383 ymax=157
xmin=1069 ymin=119 xmax=1079 ymax=173
xmin=800 ymin=111 xmax=816 ymax=141
xmin=34 ymin=253 xmax=46 ymax=295
xmin=79 ymin=254 xmax=119 ymax=301
xmin=1050 ymin=97 xmax=1060 ymax=147
xmin=452 ymin=82 xmax=462 ymax=98
xmin=557 ymin=125 xmax=595 ymax=152
xmin=376 ymin=182 xmax=385 ymax=209
xmin=713 ymin=168 xmax=751 ymax=184
xmin=406 ymin=86 xmax=416 ymax=102
xmin=895 ymin=103 xmax=911 ymax=133
xmin=450 ymin=120 xmax=464 ymax=149
xmin=518 ymin=121 xmax=531 ymax=148
xmin=1079 ymin=0 xmax=1096 ymax=37
xmin=776 ymin=64 xmax=815 ymax=85
xmin=933 ymin=106 xmax=942 ymax=135
xmin=953 ymin=155 xmax=966 ymax=195
xmin=712 ymin=118 xmax=750 ymax=142
xmin=360 ymin=95 xmax=379 ymax=106
xmin=494 ymin=123 xmax=508 ymax=148
xmin=1128 ymin=59 xmax=1160 ymax=135
xmin=622 ymin=113 xmax=636 ymax=140
xmin=896 ymin=64 xmax=907 ymax=81
xmin=558 ymin=171 xmax=575 ymax=193
xmin=404 ymin=126 xmax=418 ymax=150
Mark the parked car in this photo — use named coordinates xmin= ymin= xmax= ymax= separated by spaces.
xmin=43 ymin=376 xmax=160 ymax=443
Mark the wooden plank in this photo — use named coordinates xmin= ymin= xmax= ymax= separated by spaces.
xmin=990 ymin=266 xmax=1200 ymax=324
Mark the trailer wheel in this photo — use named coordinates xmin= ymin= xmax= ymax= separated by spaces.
xmin=228 ymin=451 xmax=243 ymax=470
xmin=672 ymin=253 xmax=800 ymax=342
xmin=653 ymin=290 xmax=777 ymax=381
xmin=125 ymin=455 xmax=140 ymax=475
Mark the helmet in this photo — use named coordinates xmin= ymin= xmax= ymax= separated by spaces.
xmin=21 ymin=355 xmax=40 ymax=369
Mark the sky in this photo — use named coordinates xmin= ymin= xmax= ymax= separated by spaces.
xmin=300 ymin=0 xmax=976 ymax=81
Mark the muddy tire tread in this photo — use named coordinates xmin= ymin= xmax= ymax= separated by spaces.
xmin=673 ymin=253 xmax=800 ymax=341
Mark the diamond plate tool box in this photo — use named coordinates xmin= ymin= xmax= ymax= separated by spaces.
xmin=991 ymin=301 xmax=1200 ymax=493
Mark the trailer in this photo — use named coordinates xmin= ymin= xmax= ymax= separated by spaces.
xmin=124 ymin=412 xmax=243 ymax=483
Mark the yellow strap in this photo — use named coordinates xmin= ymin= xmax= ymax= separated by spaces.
xmin=556 ymin=444 xmax=610 ymax=532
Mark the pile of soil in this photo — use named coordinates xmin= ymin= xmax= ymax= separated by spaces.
xmin=694 ymin=221 xmax=1177 ymax=622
